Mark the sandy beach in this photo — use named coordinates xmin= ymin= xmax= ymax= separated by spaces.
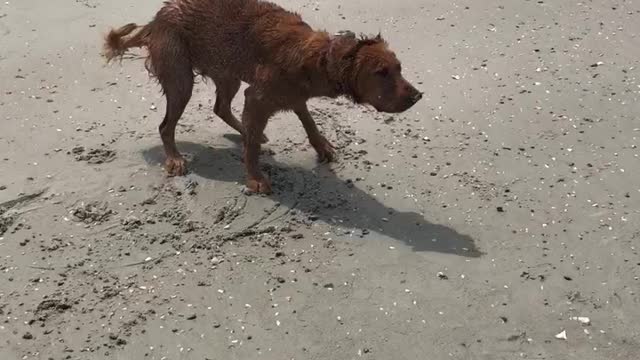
xmin=1 ymin=0 xmax=639 ymax=359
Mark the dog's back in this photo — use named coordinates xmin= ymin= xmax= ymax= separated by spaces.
xmin=140 ymin=0 xmax=315 ymax=83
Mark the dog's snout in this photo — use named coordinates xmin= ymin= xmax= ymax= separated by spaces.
xmin=406 ymin=89 xmax=422 ymax=106
xmin=402 ymin=82 xmax=422 ymax=105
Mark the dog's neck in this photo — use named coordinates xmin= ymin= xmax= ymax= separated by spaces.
xmin=295 ymin=31 xmax=360 ymax=101
xmin=320 ymin=32 xmax=360 ymax=101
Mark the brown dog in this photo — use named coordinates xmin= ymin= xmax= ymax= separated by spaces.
xmin=104 ymin=0 xmax=422 ymax=193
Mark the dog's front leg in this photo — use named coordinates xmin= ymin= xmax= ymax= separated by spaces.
xmin=294 ymin=103 xmax=336 ymax=163
xmin=241 ymin=87 xmax=275 ymax=194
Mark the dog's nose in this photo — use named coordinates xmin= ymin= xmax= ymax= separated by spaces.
xmin=408 ymin=91 xmax=423 ymax=105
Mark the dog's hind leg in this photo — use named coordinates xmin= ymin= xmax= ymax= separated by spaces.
xmin=149 ymin=30 xmax=194 ymax=176
xmin=213 ymin=77 xmax=268 ymax=143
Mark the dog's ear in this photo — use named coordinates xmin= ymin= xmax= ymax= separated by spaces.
xmin=343 ymin=41 xmax=363 ymax=62
xmin=339 ymin=33 xmax=385 ymax=64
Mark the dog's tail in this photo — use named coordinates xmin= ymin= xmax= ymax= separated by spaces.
xmin=103 ymin=22 xmax=152 ymax=62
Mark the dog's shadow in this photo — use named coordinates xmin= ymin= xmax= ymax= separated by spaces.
xmin=142 ymin=137 xmax=481 ymax=257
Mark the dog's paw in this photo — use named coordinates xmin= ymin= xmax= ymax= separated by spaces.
xmin=165 ymin=157 xmax=188 ymax=177
xmin=312 ymin=137 xmax=336 ymax=163
xmin=246 ymin=176 xmax=272 ymax=194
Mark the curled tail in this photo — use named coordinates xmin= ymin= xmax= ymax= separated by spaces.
xmin=103 ymin=22 xmax=151 ymax=62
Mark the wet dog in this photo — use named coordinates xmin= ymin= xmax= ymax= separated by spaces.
xmin=104 ymin=0 xmax=422 ymax=193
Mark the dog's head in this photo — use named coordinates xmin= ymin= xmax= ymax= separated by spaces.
xmin=334 ymin=33 xmax=422 ymax=113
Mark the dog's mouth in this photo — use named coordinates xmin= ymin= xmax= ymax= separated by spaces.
xmin=372 ymin=93 xmax=423 ymax=113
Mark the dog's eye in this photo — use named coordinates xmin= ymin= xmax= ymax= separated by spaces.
xmin=376 ymin=68 xmax=389 ymax=77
